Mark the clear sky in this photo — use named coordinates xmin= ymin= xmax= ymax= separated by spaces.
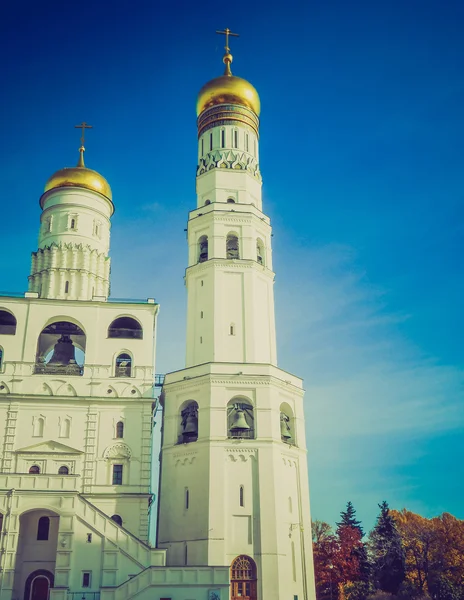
xmin=1 ymin=0 xmax=463 ymax=532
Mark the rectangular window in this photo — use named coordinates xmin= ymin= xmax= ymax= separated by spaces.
xmin=221 ymin=129 xmax=225 ymax=148
xmin=82 ymin=572 xmax=91 ymax=588
xmin=234 ymin=130 xmax=238 ymax=148
xmin=209 ymin=133 xmax=212 ymax=151
xmin=245 ymin=133 xmax=249 ymax=152
xmin=201 ymin=138 xmax=204 ymax=156
xmin=112 ymin=464 xmax=123 ymax=485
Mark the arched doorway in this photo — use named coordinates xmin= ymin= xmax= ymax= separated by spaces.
xmin=24 ymin=570 xmax=54 ymax=600
xmin=230 ymin=555 xmax=257 ymax=600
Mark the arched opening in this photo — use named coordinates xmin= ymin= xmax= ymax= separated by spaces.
xmin=198 ymin=235 xmax=208 ymax=263
xmin=59 ymin=417 xmax=70 ymax=438
xmin=58 ymin=466 xmax=69 ymax=475
xmin=111 ymin=514 xmax=123 ymax=526
xmin=239 ymin=485 xmax=244 ymax=507
xmin=227 ymin=399 xmax=254 ymax=439
xmin=230 ymin=555 xmax=257 ymax=600
xmin=108 ymin=317 xmax=143 ymax=340
xmin=256 ymin=239 xmax=265 ymax=265
xmin=179 ymin=400 xmax=199 ymax=444
xmin=33 ymin=416 xmax=44 ymax=437
xmin=37 ymin=516 xmax=50 ymax=540
xmin=227 ymin=198 xmax=236 ymax=204
xmin=64 ymin=281 xmax=69 ymax=294
xmin=115 ymin=352 xmax=132 ymax=377
xmin=204 ymin=199 xmax=211 ymax=205
xmin=24 ymin=570 xmax=54 ymax=600
xmin=0 ymin=346 xmax=3 ymax=370
xmin=226 ymin=234 xmax=240 ymax=259
xmin=116 ymin=421 xmax=124 ymax=439
xmin=280 ymin=403 xmax=295 ymax=445
xmin=34 ymin=320 xmax=86 ymax=376
xmin=29 ymin=465 xmax=40 ymax=474
xmin=0 ymin=309 xmax=17 ymax=335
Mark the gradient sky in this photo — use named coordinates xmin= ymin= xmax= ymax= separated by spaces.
xmin=1 ymin=0 xmax=463 ymax=532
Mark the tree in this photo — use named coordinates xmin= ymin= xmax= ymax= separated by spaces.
xmin=337 ymin=502 xmax=364 ymax=537
xmin=312 ymin=521 xmax=339 ymax=600
xmin=369 ymin=501 xmax=405 ymax=594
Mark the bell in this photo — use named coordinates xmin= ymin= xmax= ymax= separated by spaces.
xmin=183 ymin=413 xmax=198 ymax=436
xmin=230 ymin=408 xmax=250 ymax=431
xmin=280 ymin=413 xmax=291 ymax=440
xmin=48 ymin=335 xmax=76 ymax=365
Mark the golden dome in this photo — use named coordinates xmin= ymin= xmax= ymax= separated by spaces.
xmin=196 ymin=53 xmax=260 ymax=117
xmin=43 ymin=147 xmax=112 ymax=202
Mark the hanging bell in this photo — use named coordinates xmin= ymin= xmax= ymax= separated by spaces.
xmin=280 ymin=414 xmax=291 ymax=440
xmin=183 ymin=413 xmax=198 ymax=436
xmin=230 ymin=408 xmax=250 ymax=431
xmin=48 ymin=335 xmax=76 ymax=365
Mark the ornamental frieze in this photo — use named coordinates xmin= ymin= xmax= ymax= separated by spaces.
xmin=197 ymin=150 xmax=262 ymax=181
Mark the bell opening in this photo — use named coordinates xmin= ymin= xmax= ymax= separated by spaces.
xmin=34 ymin=321 xmax=86 ymax=376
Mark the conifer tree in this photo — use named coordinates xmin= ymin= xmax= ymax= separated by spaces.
xmin=369 ymin=501 xmax=406 ymax=594
xmin=337 ymin=501 xmax=364 ymax=537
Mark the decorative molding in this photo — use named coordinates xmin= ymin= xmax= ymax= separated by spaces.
xmin=103 ymin=443 xmax=132 ymax=459
xmin=197 ymin=150 xmax=261 ymax=181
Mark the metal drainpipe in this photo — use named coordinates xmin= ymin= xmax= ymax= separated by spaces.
xmin=0 ymin=488 xmax=15 ymax=600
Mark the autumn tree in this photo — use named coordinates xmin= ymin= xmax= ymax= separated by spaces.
xmin=312 ymin=521 xmax=339 ymax=600
xmin=369 ymin=501 xmax=405 ymax=594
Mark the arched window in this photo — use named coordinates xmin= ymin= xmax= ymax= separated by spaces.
xmin=239 ymin=485 xmax=244 ymax=507
xmin=108 ymin=317 xmax=143 ymax=340
xmin=111 ymin=514 xmax=123 ymax=526
xmin=179 ymin=401 xmax=199 ymax=444
xmin=37 ymin=516 xmax=50 ymax=540
xmin=116 ymin=421 xmax=124 ymax=438
xmin=35 ymin=320 xmax=85 ymax=376
xmin=228 ymin=401 xmax=254 ymax=439
xmin=0 ymin=347 xmax=3 ymax=370
xmin=0 ymin=310 xmax=17 ymax=335
xmin=115 ymin=353 xmax=132 ymax=377
xmin=29 ymin=465 xmax=40 ymax=474
xmin=198 ymin=235 xmax=208 ymax=263
xmin=58 ymin=466 xmax=69 ymax=475
xmin=230 ymin=324 xmax=235 ymax=336
xmin=231 ymin=556 xmax=257 ymax=600
xmin=64 ymin=281 xmax=69 ymax=294
xmin=185 ymin=488 xmax=189 ymax=509
xmin=226 ymin=234 xmax=240 ymax=259
xmin=221 ymin=129 xmax=225 ymax=148
xmin=59 ymin=417 xmax=71 ymax=438
xmin=33 ymin=417 xmax=44 ymax=437
xmin=227 ymin=198 xmax=236 ymax=204
xmin=70 ymin=218 xmax=76 ymax=230
xmin=256 ymin=239 xmax=265 ymax=265
xmin=280 ymin=403 xmax=295 ymax=445
xmin=209 ymin=132 xmax=213 ymax=151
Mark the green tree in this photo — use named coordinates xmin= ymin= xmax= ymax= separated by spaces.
xmin=337 ymin=501 xmax=364 ymax=537
xmin=369 ymin=501 xmax=405 ymax=594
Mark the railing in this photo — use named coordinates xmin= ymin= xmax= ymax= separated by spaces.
xmin=33 ymin=362 xmax=83 ymax=376
xmin=228 ymin=429 xmax=255 ymax=440
xmin=107 ymin=328 xmax=143 ymax=339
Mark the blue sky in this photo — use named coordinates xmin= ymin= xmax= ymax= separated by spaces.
xmin=1 ymin=0 xmax=463 ymax=531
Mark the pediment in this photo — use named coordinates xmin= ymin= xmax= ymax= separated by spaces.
xmin=15 ymin=440 xmax=83 ymax=455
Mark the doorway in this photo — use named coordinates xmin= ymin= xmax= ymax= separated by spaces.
xmin=230 ymin=555 xmax=257 ymax=600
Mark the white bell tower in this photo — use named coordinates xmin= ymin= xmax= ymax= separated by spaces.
xmin=157 ymin=31 xmax=316 ymax=600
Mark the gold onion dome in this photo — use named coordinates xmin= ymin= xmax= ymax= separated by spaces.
xmin=43 ymin=147 xmax=112 ymax=202
xmin=196 ymin=52 xmax=260 ymax=117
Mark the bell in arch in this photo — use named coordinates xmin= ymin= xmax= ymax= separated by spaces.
xmin=280 ymin=413 xmax=291 ymax=440
xmin=230 ymin=407 xmax=250 ymax=431
xmin=182 ymin=405 xmax=198 ymax=438
xmin=48 ymin=335 xmax=76 ymax=366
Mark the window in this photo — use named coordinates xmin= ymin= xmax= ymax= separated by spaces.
xmin=228 ymin=402 xmax=254 ymax=439
xmin=33 ymin=417 xmax=44 ymax=437
xmin=227 ymin=197 xmax=236 ymax=203
xmin=112 ymin=464 xmax=123 ymax=485
xmin=116 ymin=421 xmax=124 ymax=438
xmin=200 ymin=311 xmax=203 ymax=318
xmin=59 ymin=417 xmax=71 ymax=438
xmin=179 ymin=401 xmax=199 ymax=444
xmin=86 ymin=533 xmax=92 ymax=543
xmin=226 ymin=234 xmax=240 ymax=259
xmin=82 ymin=572 xmax=91 ymax=588
xmin=204 ymin=199 xmax=211 ymax=205
xmin=230 ymin=324 xmax=235 ymax=336
xmin=234 ymin=130 xmax=238 ymax=148
xmin=245 ymin=133 xmax=249 ymax=152
xmin=64 ymin=281 xmax=69 ymax=294
xmin=70 ymin=218 xmax=76 ymax=230
xmin=115 ymin=353 xmax=132 ymax=377
xmin=108 ymin=317 xmax=143 ymax=339
xmin=111 ymin=514 xmax=123 ymax=526
xmin=185 ymin=488 xmax=189 ymax=509
xmin=201 ymin=138 xmax=204 ymax=156
xmin=29 ymin=465 xmax=40 ymax=474
xmin=257 ymin=239 xmax=265 ymax=265
xmin=58 ymin=466 xmax=69 ymax=475
xmin=0 ymin=310 xmax=17 ymax=335
xmin=0 ymin=347 xmax=3 ymax=370
xmin=209 ymin=132 xmax=213 ymax=151
xmin=37 ymin=516 xmax=50 ymax=540
xmin=198 ymin=235 xmax=208 ymax=263
xmin=239 ymin=486 xmax=244 ymax=507
xmin=221 ymin=129 xmax=225 ymax=148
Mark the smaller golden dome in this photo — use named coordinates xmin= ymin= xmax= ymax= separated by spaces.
xmin=196 ymin=53 xmax=260 ymax=117
xmin=44 ymin=147 xmax=112 ymax=202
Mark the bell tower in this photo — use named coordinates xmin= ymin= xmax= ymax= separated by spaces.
xmin=157 ymin=31 xmax=317 ymax=600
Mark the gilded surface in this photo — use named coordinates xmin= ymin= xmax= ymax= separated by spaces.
xmin=197 ymin=75 xmax=261 ymax=117
xmin=44 ymin=166 xmax=112 ymax=201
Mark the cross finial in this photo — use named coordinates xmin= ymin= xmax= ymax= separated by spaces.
xmin=74 ymin=121 xmax=93 ymax=147
xmin=216 ymin=28 xmax=239 ymax=54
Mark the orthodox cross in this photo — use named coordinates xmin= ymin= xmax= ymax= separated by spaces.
xmin=74 ymin=121 xmax=93 ymax=146
xmin=216 ymin=28 xmax=239 ymax=53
